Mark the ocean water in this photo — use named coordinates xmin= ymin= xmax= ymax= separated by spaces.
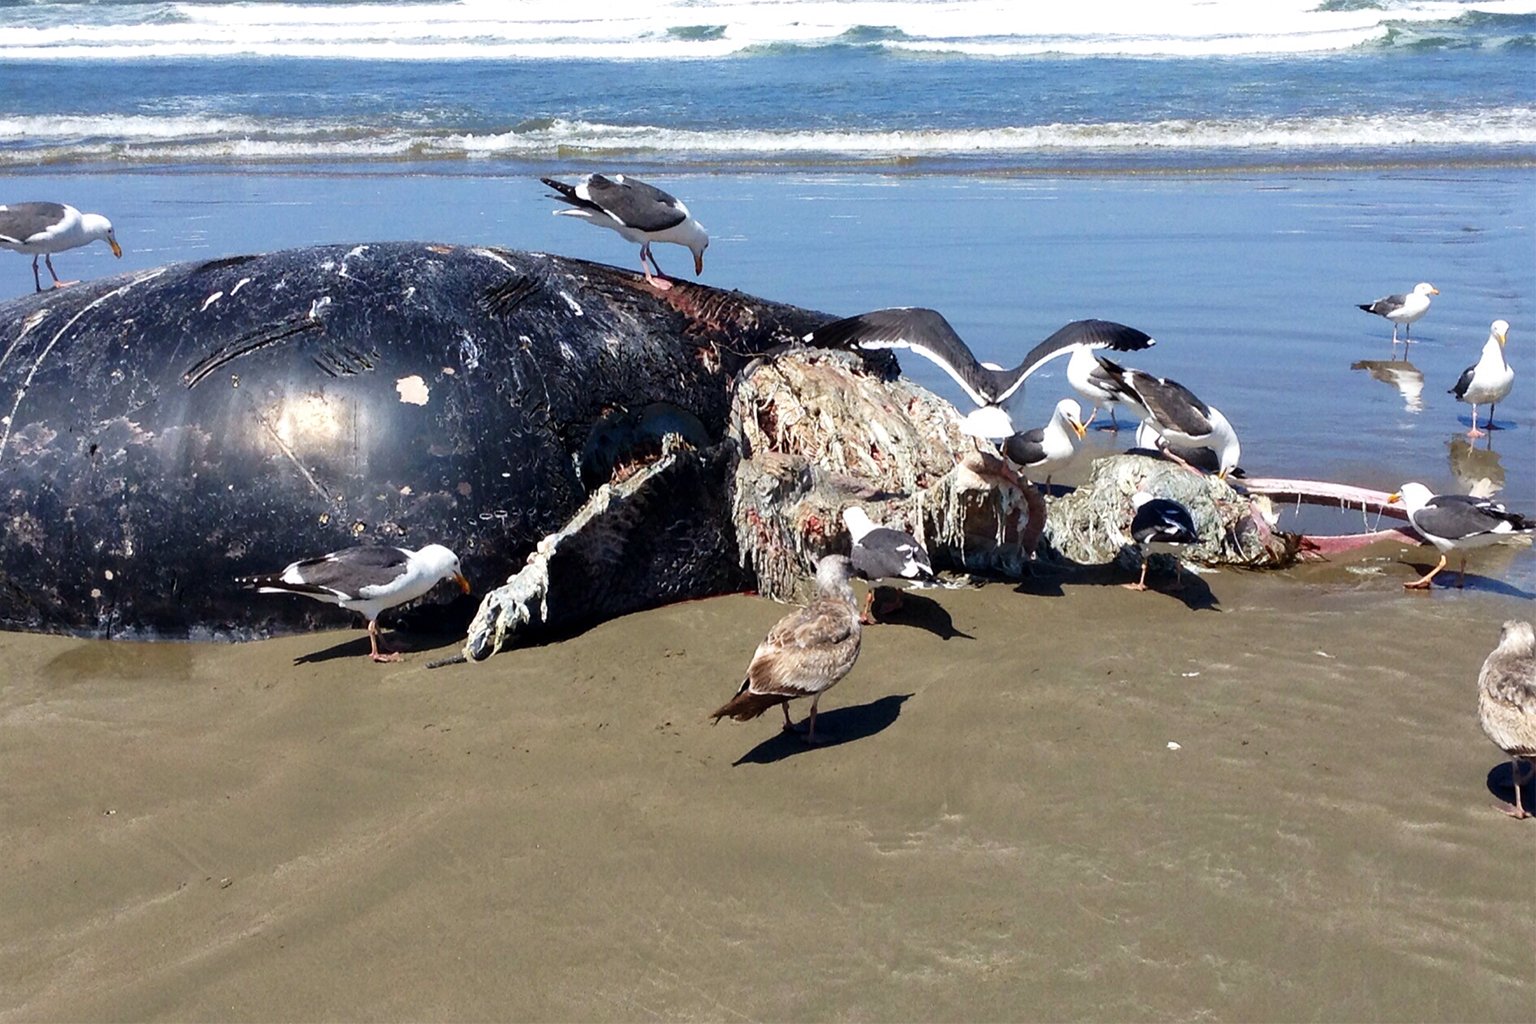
xmin=3 ymin=0 xmax=1535 ymax=590
xmin=3 ymin=0 xmax=1536 ymax=170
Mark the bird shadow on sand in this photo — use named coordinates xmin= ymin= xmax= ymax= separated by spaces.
xmin=1396 ymin=561 xmax=1536 ymax=601
xmin=732 ymin=693 xmax=912 ymax=766
xmin=868 ymin=590 xmax=973 ymax=640
xmin=293 ymin=630 xmax=460 ymax=665
xmin=1484 ymin=761 xmax=1536 ymax=818
xmin=1014 ymin=562 xmax=1220 ymax=611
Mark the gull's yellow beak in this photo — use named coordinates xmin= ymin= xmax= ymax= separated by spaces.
xmin=453 ymin=572 xmax=471 ymax=594
xmin=693 ymin=251 xmax=704 ymax=276
xmin=1071 ymin=418 xmax=1087 ymax=440
xmin=109 ymin=236 xmax=123 ymax=259
xmin=1429 ymin=286 xmax=1440 ymax=295
xmin=1496 ymin=328 xmax=1508 ymax=347
xmin=1386 ymin=492 xmax=1402 ymax=505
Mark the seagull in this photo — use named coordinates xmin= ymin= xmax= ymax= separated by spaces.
xmin=710 ymin=554 xmax=862 ymax=745
xmin=1449 ymin=319 xmax=1513 ymax=438
xmin=1105 ymin=368 xmax=1241 ymax=478
xmin=1477 ymin=619 xmax=1536 ymax=819
xmin=1067 ymin=347 xmax=1151 ymax=431
xmin=237 ymin=543 xmax=471 ymax=661
xmin=0 ymin=201 xmax=122 ymax=292
xmin=1132 ymin=422 xmax=1244 ymax=478
xmin=1003 ymin=397 xmax=1087 ymax=488
xmin=1358 ymin=282 xmax=1438 ymax=351
xmin=540 ymin=174 xmax=708 ymax=291
xmin=804 ymin=307 xmax=1155 ymax=440
xmin=842 ymin=506 xmax=936 ymax=623
xmin=1124 ymin=492 xmax=1201 ymax=592
xmin=1387 ymin=482 xmax=1534 ymax=590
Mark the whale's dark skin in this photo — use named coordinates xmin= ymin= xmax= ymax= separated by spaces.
xmin=0 ymin=242 xmax=830 ymax=638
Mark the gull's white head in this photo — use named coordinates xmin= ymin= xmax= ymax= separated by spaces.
xmin=1051 ymin=398 xmax=1087 ymax=440
xmin=1413 ymin=282 xmax=1439 ymax=297
xmin=81 ymin=213 xmax=122 ymax=258
xmin=1387 ymin=482 xmax=1433 ymax=512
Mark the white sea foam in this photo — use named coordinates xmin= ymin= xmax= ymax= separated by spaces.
xmin=4 ymin=109 xmax=1534 ymax=167
xmin=4 ymin=0 xmax=1535 ymax=60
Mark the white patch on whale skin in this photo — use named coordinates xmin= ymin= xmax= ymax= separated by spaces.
xmin=339 ymin=245 xmax=369 ymax=279
xmin=230 ymin=277 xmax=252 ymax=296
xmin=558 ymin=340 xmax=578 ymax=361
xmin=396 ymin=375 xmax=430 ymax=406
xmin=472 ymin=248 xmax=515 ymax=271
xmin=558 ymin=291 xmax=584 ymax=317
xmin=200 ymin=291 xmax=224 ymax=312
xmin=307 ymin=296 xmax=332 ymax=321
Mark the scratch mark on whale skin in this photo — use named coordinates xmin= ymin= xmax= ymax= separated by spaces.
xmin=0 ymin=307 xmax=51 ymax=376
xmin=230 ymin=277 xmax=252 ymax=296
xmin=200 ymin=291 xmax=224 ymax=312
xmin=181 ymin=294 xmax=334 ymax=389
xmin=1 ymin=268 xmax=170 ymax=463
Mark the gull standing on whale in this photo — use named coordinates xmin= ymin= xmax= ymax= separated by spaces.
xmin=1104 ymin=367 xmax=1241 ymax=478
xmin=540 ymin=174 xmax=708 ymax=291
xmin=1449 ymin=319 xmax=1513 ymax=438
xmin=1004 ymin=397 xmax=1088 ymax=488
xmin=0 ymin=201 xmax=122 ymax=292
xmin=805 ymin=307 xmax=1155 ymax=440
xmin=711 ymin=554 xmax=862 ymax=745
xmin=1357 ymin=281 xmax=1438 ymax=351
xmin=238 ymin=543 xmax=471 ymax=662
xmin=1067 ymin=347 xmax=1152 ymax=432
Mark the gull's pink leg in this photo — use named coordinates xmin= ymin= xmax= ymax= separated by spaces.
xmin=368 ymin=619 xmax=402 ymax=662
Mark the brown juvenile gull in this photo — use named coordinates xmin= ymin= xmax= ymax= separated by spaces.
xmin=0 ymin=201 xmax=122 ymax=292
xmin=238 ymin=543 xmax=470 ymax=662
xmin=711 ymin=554 xmax=862 ymax=745
xmin=1477 ymin=619 xmax=1536 ymax=819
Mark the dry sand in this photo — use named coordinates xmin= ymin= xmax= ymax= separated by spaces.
xmin=3 ymin=550 xmax=1534 ymax=1021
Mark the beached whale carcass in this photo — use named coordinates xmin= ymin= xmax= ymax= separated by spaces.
xmin=0 ymin=243 xmax=828 ymax=638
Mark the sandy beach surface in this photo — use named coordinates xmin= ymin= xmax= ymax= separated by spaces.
xmin=4 ymin=551 xmax=1533 ymax=1021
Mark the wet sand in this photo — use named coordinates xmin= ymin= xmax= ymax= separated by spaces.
xmin=3 ymin=554 xmax=1533 ymax=1021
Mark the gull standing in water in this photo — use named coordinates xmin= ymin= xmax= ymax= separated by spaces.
xmin=1358 ymin=281 xmax=1438 ymax=352
xmin=1449 ymin=319 xmax=1514 ymax=438
xmin=1388 ymin=482 xmax=1534 ymax=590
